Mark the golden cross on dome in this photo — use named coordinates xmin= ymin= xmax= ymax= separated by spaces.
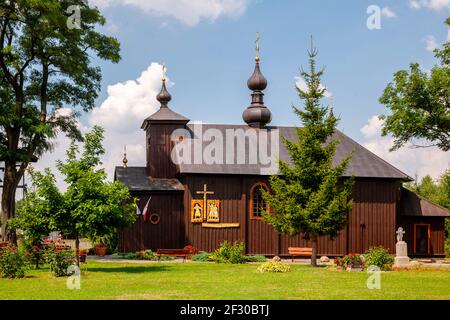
xmin=255 ymin=32 xmax=260 ymax=62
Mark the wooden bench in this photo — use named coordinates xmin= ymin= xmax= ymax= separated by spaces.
xmin=288 ymin=247 xmax=312 ymax=262
xmin=156 ymin=249 xmax=192 ymax=262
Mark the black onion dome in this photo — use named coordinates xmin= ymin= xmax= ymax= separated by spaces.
xmin=243 ymin=59 xmax=271 ymax=128
xmin=156 ymin=79 xmax=172 ymax=106
xmin=247 ymin=61 xmax=267 ymax=91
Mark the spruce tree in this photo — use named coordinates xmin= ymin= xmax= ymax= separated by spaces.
xmin=263 ymin=43 xmax=354 ymax=266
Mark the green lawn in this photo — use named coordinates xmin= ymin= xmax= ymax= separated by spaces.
xmin=1 ymin=260 xmax=449 ymax=300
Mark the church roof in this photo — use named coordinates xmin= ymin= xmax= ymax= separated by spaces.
xmin=398 ymin=187 xmax=450 ymax=217
xmin=114 ymin=167 xmax=184 ymax=192
xmin=141 ymin=108 xmax=189 ymax=129
xmin=174 ymin=124 xmax=413 ymax=180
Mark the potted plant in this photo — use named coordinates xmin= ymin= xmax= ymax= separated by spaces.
xmin=94 ymin=243 xmax=107 ymax=256
xmin=344 ymin=253 xmax=363 ymax=272
xmin=78 ymin=249 xmax=88 ymax=263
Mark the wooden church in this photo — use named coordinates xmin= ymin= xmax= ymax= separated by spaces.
xmin=114 ymin=52 xmax=449 ymax=258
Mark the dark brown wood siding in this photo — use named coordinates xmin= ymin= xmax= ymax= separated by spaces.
xmin=397 ymin=217 xmax=446 ymax=257
xmin=182 ymin=175 xmax=246 ymax=252
xmin=119 ymin=192 xmax=184 ymax=252
xmin=146 ymin=124 xmax=184 ymax=178
xmin=347 ymin=179 xmax=398 ymax=254
xmin=119 ymin=177 xmax=421 ymax=257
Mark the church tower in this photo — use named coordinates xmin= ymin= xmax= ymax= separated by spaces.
xmin=243 ymin=33 xmax=272 ymax=128
xmin=141 ymin=65 xmax=189 ymax=178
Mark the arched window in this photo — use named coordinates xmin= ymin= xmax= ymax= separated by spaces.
xmin=250 ymin=183 xmax=269 ymax=219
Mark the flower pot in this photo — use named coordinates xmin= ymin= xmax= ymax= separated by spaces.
xmin=94 ymin=245 xmax=107 ymax=256
xmin=79 ymin=255 xmax=87 ymax=263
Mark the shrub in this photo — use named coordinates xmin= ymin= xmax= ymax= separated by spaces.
xmin=45 ymin=248 xmax=76 ymax=277
xmin=257 ymin=261 xmax=290 ymax=273
xmin=192 ymin=252 xmax=212 ymax=262
xmin=445 ymin=238 xmax=450 ymax=257
xmin=363 ymin=246 xmax=394 ymax=271
xmin=210 ymin=241 xmax=246 ymax=264
xmin=244 ymin=255 xmax=267 ymax=263
xmin=136 ymin=250 xmax=157 ymax=260
xmin=0 ymin=245 xmax=27 ymax=279
xmin=339 ymin=253 xmax=363 ymax=269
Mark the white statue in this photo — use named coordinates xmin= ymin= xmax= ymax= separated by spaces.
xmin=396 ymin=227 xmax=405 ymax=243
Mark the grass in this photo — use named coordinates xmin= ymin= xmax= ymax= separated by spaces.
xmin=1 ymin=260 xmax=449 ymax=300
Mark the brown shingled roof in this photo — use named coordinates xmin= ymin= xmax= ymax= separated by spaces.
xmin=174 ymin=124 xmax=413 ymax=180
xmin=399 ymin=187 xmax=450 ymax=217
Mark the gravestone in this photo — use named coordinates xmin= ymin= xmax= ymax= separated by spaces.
xmin=394 ymin=227 xmax=410 ymax=267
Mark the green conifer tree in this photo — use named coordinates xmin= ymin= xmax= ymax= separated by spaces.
xmin=263 ymin=42 xmax=354 ymax=266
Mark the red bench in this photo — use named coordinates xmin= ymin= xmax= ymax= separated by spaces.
xmin=156 ymin=249 xmax=191 ymax=262
xmin=288 ymin=247 xmax=313 ymax=262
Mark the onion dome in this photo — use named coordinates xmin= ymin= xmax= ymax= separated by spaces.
xmin=243 ymin=34 xmax=272 ymax=128
xmin=156 ymin=79 xmax=172 ymax=107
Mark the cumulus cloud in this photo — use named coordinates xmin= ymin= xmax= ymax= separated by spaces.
xmin=381 ymin=7 xmax=397 ymax=18
xmin=425 ymin=35 xmax=438 ymax=51
xmin=360 ymin=115 xmax=450 ymax=180
xmin=89 ymin=0 xmax=251 ymax=26
xmin=32 ymin=63 xmax=166 ymax=189
xmin=409 ymin=0 xmax=450 ymax=10
xmin=295 ymin=76 xmax=333 ymax=99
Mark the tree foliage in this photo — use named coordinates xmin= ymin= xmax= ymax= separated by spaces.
xmin=0 ymin=0 xmax=121 ymax=242
xmin=263 ymin=44 xmax=354 ymax=266
xmin=379 ymin=18 xmax=450 ymax=151
xmin=10 ymin=126 xmax=136 ymax=266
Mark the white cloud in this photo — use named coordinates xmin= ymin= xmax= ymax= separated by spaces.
xmin=409 ymin=0 xmax=450 ymax=10
xmin=90 ymin=0 xmax=251 ymax=26
xmin=295 ymin=76 xmax=333 ymax=99
xmin=360 ymin=115 xmax=450 ymax=180
xmin=425 ymin=35 xmax=438 ymax=51
xmin=381 ymin=7 xmax=397 ymax=18
xmin=33 ymin=63 xmax=166 ymax=189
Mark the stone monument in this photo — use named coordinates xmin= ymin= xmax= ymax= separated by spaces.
xmin=394 ymin=227 xmax=410 ymax=267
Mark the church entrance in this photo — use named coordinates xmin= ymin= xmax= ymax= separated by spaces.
xmin=414 ymin=224 xmax=430 ymax=255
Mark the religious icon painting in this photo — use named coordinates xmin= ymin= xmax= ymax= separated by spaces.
xmin=206 ymin=200 xmax=220 ymax=223
xmin=191 ymin=200 xmax=204 ymax=223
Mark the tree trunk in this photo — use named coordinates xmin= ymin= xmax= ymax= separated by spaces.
xmin=1 ymin=162 xmax=19 ymax=244
xmin=311 ymin=234 xmax=318 ymax=267
xmin=75 ymin=236 xmax=80 ymax=267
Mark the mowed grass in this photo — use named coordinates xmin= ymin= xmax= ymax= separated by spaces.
xmin=1 ymin=261 xmax=449 ymax=300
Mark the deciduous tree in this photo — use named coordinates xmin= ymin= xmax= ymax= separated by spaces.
xmin=0 ymin=0 xmax=121 ymax=242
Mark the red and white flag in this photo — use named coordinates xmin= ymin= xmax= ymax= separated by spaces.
xmin=143 ymin=197 xmax=151 ymax=221
xmin=136 ymin=202 xmax=142 ymax=215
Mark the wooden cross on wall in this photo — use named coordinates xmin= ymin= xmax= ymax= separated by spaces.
xmin=196 ymin=184 xmax=214 ymax=220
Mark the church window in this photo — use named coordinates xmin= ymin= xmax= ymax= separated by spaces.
xmin=250 ymin=183 xmax=269 ymax=219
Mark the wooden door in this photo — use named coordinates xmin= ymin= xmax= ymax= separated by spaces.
xmin=414 ymin=224 xmax=430 ymax=255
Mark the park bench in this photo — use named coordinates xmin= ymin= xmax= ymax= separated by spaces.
xmin=288 ymin=247 xmax=312 ymax=262
xmin=156 ymin=249 xmax=192 ymax=262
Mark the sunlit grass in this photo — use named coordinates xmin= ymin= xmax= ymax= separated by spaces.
xmin=1 ymin=260 xmax=449 ymax=300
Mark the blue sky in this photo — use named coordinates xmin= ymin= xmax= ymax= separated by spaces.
xmin=91 ymin=0 xmax=448 ymax=140
xmin=33 ymin=0 xmax=449 ymax=183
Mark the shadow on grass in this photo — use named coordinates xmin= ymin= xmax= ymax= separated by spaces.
xmin=87 ymin=265 xmax=172 ymax=274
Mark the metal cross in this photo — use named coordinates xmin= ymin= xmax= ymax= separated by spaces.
xmin=162 ymin=63 xmax=167 ymax=81
xmin=196 ymin=184 xmax=214 ymax=220
xmin=255 ymin=32 xmax=260 ymax=60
